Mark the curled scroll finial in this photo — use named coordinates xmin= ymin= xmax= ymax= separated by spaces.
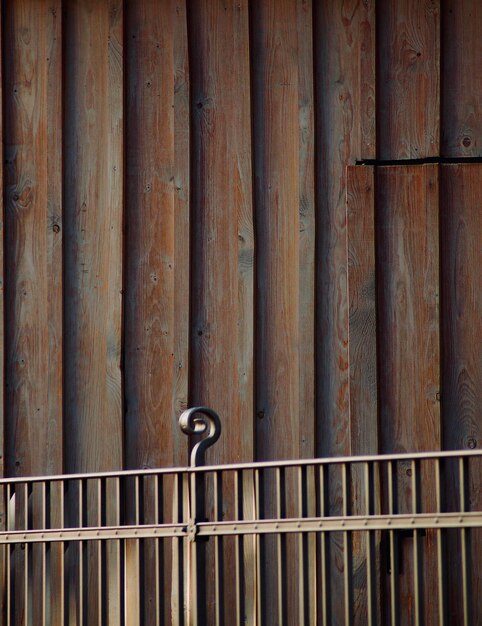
xmin=179 ymin=406 xmax=221 ymax=467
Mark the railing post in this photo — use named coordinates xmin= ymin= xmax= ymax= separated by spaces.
xmin=179 ymin=407 xmax=221 ymax=626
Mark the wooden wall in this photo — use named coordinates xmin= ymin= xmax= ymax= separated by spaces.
xmin=0 ymin=0 xmax=480 ymax=471
xmin=0 ymin=1 xmax=480 ymax=624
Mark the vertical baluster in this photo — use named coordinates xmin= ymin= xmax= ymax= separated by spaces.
xmin=388 ymin=461 xmax=398 ymax=626
xmin=435 ymin=458 xmax=445 ymax=626
xmin=459 ymin=458 xmax=469 ymax=626
xmin=319 ymin=464 xmax=328 ymax=626
xmin=364 ymin=462 xmax=373 ymax=626
xmin=411 ymin=460 xmax=421 ymax=626
xmin=342 ymin=463 xmax=352 ymax=626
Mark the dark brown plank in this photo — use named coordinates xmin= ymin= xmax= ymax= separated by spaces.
xmin=347 ymin=164 xmax=381 ymax=626
xmin=63 ymin=0 xmax=123 ymax=473
xmin=377 ymin=165 xmax=441 ymax=626
xmin=124 ymin=0 xmax=176 ymax=471
xmin=442 ymin=0 xmax=482 ymax=157
xmin=188 ymin=2 xmax=254 ymax=623
xmin=314 ymin=3 xmax=375 ymax=623
xmin=173 ymin=0 xmax=190 ymax=468
xmin=188 ymin=0 xmax=254 ymax=464
xmin=377 ymin=0 xmax=440 ymax=159
xmin=3 ymin=0 xmax=62 ymax=478
xmin=440 ymin=164 xmax=482 ymax=625
xmin=0 ymin=5 xmax=5 ymax=622
xmin=63 ymin=2 xmax=123 ymax=622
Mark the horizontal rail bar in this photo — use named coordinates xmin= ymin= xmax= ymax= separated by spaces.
xmin=1 ymin=511 xmax=480 ymax=544
xmin=0 ymin=450 xmax=480 ymax=485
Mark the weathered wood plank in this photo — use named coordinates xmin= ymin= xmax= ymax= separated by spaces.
xmin=188 ymin=1 xmax=254 ymax=623
xmin=251 ymin=1 xmax=300 ymax=622
xmin=442 ymin=1 xmax=482 ymax=157
xmin=4 ymin=0 xmax=62 ymax=478
xmin=3 ymin=2 xmax=63 ymax=622
xmin=347 ymin=164 xmax=381 ymax=626
xmin=124 ymin=2 xmax=179 ymax=622
xmin=63 ymin=2 xmax=123 ymax=622
xmin=173 ymin=0 xmax=190 ymax=468
xmin=377 ymin=165 xmax=441 ymax=626
xmin=124 ymin=0 xmax=176 ymax=471
xmin=63 ymin=0 xmax=123 ymax=473
xmin=188 ymin=0 xmax=254 ymax=466
xmin=314 ymin=3 xmax=375 ymax=622
xmin=377 ymin=0 xmax=440 ymax=159
xmin=440 ymin=164 xmax=482 ymax=625
xmin=0 ymin=6 xmax=5 ymax=622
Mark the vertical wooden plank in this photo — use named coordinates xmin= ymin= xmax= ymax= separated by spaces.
xmin=441 ymin=1 xmax=482 ymax=157
xmin=314 ymin=4 xmax=375 ymax=623
xmin=0 ymin=5 xmax=5 ymax=623
xmin=314 ymin=0 xmax=376 ymax=457
xmin=124 ymin=0 xmax=176 ymax=471
xmin=440 ymin=164 xmax=482 ymax=624
xmin=63 ymin=2 xmax=123 ymax=623
xmin=188 ymin=2 xmax=254 ymax=623
xmin=377 ymin=165 xmax=441 ymax=626
xmin=251 ymin=1 xmax=300 ymax=623
xmin=377 ymin=0 xmax=440 ymax=159
xmin=347 ymin=164 xmax=380 ymax=625
xmin=297 ymin=4 xmax=317 ymax=623
xmin=3 ymin=2 xmax=63 ymax=623
xmin=297 ymin=0 xmax=315 ymax=462
xmin=188 ymin=0 xmax=254 ymax=465
xmin=63 ymin=0 xmax=123 ymax=473
xmin=3 ymin=0 xmax=62 ymax=477
xmin=173 ymin=0 xmax=190 ymax=468
xmin=377 ymin=165 xmax=440 ymax=454
xmin=124 ymin=2 xmax=178 ymax=623
xmin=251 ymin=0 xmax=299 ymax=464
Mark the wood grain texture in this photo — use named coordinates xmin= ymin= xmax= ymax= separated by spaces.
xmin=440 ymin=165 xmax=481 ymax=452
xmin=314 ymin=0 xmax=375 ymax=459
xmin=442 ymin=0 xmax=482 ymax=157
xmin=347 ymin=166 xmax=381 ymax=626
xmin=188 ymin=2 xmax=254 ymax=622
xmin=377 ymin=0 xmax=440 ymax=159
xmin=377 ymin=165 xmax=441 ymax=626
xmin=297 ymin=0 xmax=315 ymax=463
xmin=188 ymin=0 xmax=254 ymax=465
xmin=124 ymin=0 xmax=176 ymax=471
xmin=3 ymin=0 xmax=62 ymax=478
xmin=63 ymin=0 xmax=123 ymax=474
xmin=314 ymin=5 xmax=375 ymax=622
xmin=173 ymin=0 xmax=190 ymax=468
xmin=0 ymin=6 xmax=5 ymax=621
xmin=440 ymin=164 xmax=482 ymax=625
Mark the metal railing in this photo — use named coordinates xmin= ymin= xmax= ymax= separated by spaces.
xmin=0 ymin=407 xmax=481 ymax=625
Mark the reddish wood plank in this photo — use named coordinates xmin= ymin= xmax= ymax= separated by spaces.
xmin=63 ymin=3 xmax=123 ymax=622
xmin=440 ymin=164 xmax=482 ymax=624
xmin=251 ymin=1 xmax=301 ymax=622
xmin=314 ymin=4 xmax=375 ymax=622
xmin=124 ymin=0 xmax=176 ymax=471
xmin=377 ymin=165 xmax=441 ymax=626
xmin=4 ymin=2 xmax=62 ymax=475
xmin=3 ymin=0 xmax=62 ymax=478
xmin=0 ymin=6 xmax=5 ymax=622
xmin=314 ymin=0 xmax=376 ymax=459
xmin=188 ymin=0 xmax=254 ymax=464
xmin=442 ymin=1 xmax=482 ymax=157
xmin=188 ymin=2 xmax=254 ymax=623
xmin=297 ymin=0 xmax=315 ymax=462
xmin=173 ymin=0 xmax=190 ymax=468
xmin=377 ymin=0 xmax=440 ymax=159
xmin=347 ymin=166 xmax=381 ymax=626
xmin=63 ymin=0 xmax=123 ymax=474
